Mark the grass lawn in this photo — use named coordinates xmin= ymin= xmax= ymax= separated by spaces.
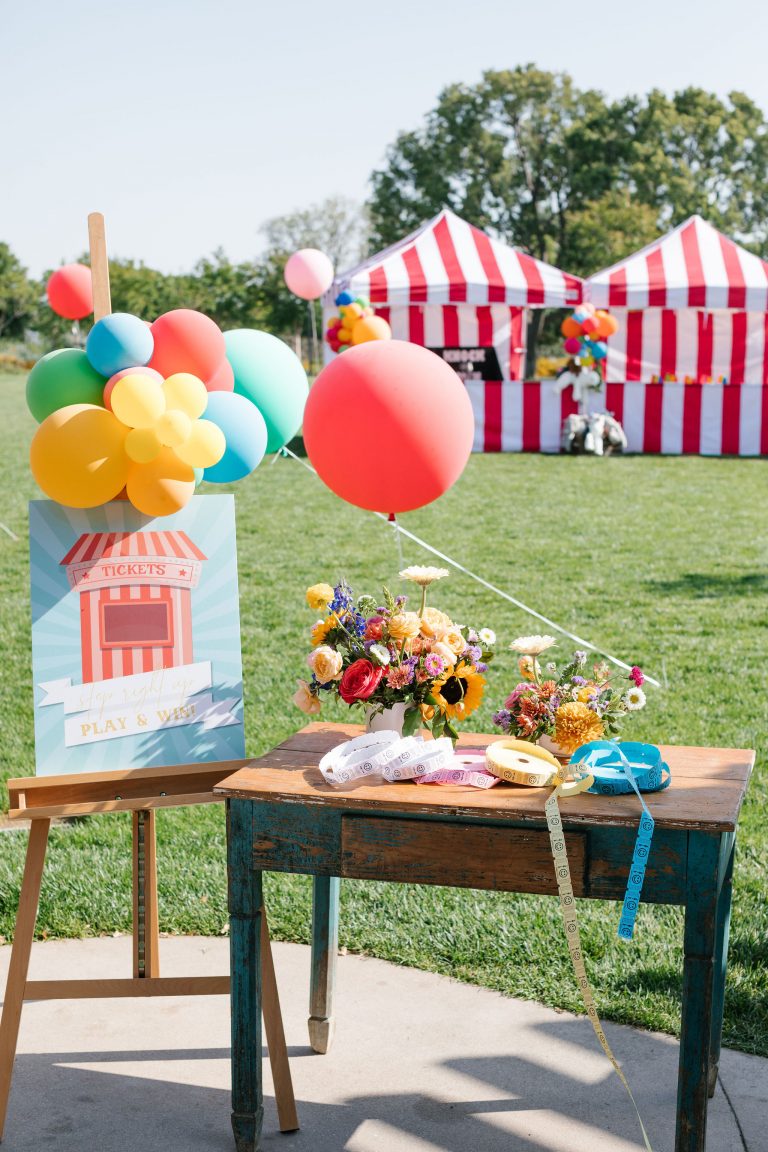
xmin=0 ymin=370 xmax=766 ymax=1056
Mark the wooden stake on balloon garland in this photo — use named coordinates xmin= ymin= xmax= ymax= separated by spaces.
xmin=0 ymin=213 xmax=298 ymax=1141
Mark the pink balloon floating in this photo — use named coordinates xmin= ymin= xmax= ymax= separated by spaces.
xmin=284 ymin=248 xmax=334 ymax=301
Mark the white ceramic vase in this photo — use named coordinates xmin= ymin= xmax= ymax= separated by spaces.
xmin=537 ymin=733 xmax=570 ymax=761
xmin=364 ymin=702 xmax=413 ymax=737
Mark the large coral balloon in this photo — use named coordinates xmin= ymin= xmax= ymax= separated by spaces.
xmin=46 ymin=264 xmax=93 ymax=320
xmin=303 ymin=341 xmax=474 ymax=513
xmin=30 ymin=405 xmax=129 ymax=507
xmin=149 ymin=309 xmax=226 ymax=380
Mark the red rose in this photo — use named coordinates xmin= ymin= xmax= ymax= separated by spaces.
xmin=339 ymin=659 xmax=385 ymax=704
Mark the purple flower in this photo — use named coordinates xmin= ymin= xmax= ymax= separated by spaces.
xmin=475 ymin=662 xmax=488 ymax=674
xmin=574 ymin=650 xmax=587 ymax=666
xmin=492 ymin=709 xmax=513 ymax=731
xmin=395 ymin=595 xmax=407 ymax=607
xmin=464 ymin=644 xmax=482 ymax=663
xmin=467 ymin=628 xmax=479 ymax=644
xmin=572 ymin=675 xmax=587 ymax=686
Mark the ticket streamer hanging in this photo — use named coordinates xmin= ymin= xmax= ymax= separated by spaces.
xmin=486 ymin=740 xmax=655 ymax=1151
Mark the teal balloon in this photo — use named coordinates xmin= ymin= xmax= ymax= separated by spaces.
xmin=26 ymin=348 xmax=106 ymax=423
xmin=203 ymin=392 xmax=268 ymax=483
xmin=224 ymin=329 xmax=308 ymax=453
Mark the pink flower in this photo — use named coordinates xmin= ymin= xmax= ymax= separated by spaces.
xmin=629 ymin=666 xmax=645 ymax=687
xmin=386 ymin=664 xmax=413 ymax=689
xmin=424 ymin=653 xmax=445 ymax=676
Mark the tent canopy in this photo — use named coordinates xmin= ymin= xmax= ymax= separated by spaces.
xmin=585 ymin=215 xmax=768 ymax=312
xmin=333 ymin=208 xmax=582 ymax=309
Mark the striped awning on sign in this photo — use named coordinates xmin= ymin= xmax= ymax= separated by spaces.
xmin=585 ymin=215 xmax=768 ymax=311
xmin=333 ymin=209 xmax=583 ymax=308
xmin=61 ymin=531 xmax=207 ymax=567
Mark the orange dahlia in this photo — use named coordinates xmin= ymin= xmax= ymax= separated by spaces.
xmin=554 ymin=701 xmax=604 ymax=754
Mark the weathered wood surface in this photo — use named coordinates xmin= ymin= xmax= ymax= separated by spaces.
xmin=215 ymin=723 xmax=754 ymax=832
xmin=7 ymin=758 xmax=252 ymax=819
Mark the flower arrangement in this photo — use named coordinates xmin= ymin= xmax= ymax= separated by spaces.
xmin=492 ymin=635 xmax=646 ymax=756
xmin=294 ymin=567 xmax=494 ymax=742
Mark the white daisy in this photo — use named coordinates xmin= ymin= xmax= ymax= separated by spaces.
xmin=368 ymin=643 xmax=391 ymax=667
xmin=510 ymin=634 xmax=557 ymax=656
xmin=625 ymin=686 xmax=646 ymax=711
xmin=478 ymin=628 xmax=496 ymax=646
xmin=399 ymin=566 xmax=449 ymax=587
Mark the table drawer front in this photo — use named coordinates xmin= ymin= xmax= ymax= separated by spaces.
xmin=340 ymin=816 xmax=586 ymax=895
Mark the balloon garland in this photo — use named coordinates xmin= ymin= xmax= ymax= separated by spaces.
xmin=325 ymin=291 xmax=392 ymax=353
xmin=28 ymin=306 xmax=307 ymax=517
xmin=560 ymin=304 xmax=619 ymax=368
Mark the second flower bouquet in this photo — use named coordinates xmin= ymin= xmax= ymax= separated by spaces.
xmin=294 ymin=567 xmax=494 ymax=742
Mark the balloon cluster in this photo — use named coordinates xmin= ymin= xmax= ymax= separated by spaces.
xmin=28 ymin=309 xmax=309 ymax=517
xmin=560 ymin=305 xmax=619 ymax=367
xmin=326 ymin=292 xmax=392 ymax=353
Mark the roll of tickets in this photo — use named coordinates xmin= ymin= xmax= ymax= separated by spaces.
xmin=415 ymin=750 xmax=500 ymax=788
xmin=319 ymin=732 xmax=453 ymax=785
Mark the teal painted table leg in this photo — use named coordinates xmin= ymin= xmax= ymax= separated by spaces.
xmin=708 ymin=833 xmax=735 ymax=1097
xmin=309 ymin=875 xmax=339 ymax=1053
xmin=228 ymin=799 xmax=264 ymax=1152
xmin=676 ymin=833 xmax=720 ymax=1152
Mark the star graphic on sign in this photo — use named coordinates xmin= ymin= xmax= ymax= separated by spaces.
xmin=179 ymin=568 xmax=187 ymax=577
xmin=80 ymin=571 xmax=89 ymax=580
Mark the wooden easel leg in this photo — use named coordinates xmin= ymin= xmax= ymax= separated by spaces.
xmin=132 ymin=809 xmax=160 ymax=979
xmin=0 ymin=818 xmax=51 ymax=1141
xmin=308 ymin=875 xmax=339 ymax=1054
xmin=260 ymin=909 xmax=298 ymax=1133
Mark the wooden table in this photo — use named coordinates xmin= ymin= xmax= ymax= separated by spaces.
xmin=215 ymin=722 xmax=754 ymax=1152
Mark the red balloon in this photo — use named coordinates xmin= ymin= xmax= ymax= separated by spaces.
xmin=304 ymin=342 xmax=474 ymax=513
xmin=581 ymin=316 xmax=599 ymax=335
xmin=205 ymin=358 xmax=235 ymax=392
xmin=149 ymin=309 xmax=226 ymax=380
xmin=47 ymin=264 xmax=93 ymax=320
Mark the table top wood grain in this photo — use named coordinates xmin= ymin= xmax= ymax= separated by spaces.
xmin=215 ymin=722 xmax=754 ymax=833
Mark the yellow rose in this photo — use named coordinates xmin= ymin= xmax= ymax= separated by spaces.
xmin=306 ymin=583 xmax=334 ymax=611
xmin=388 ymin=611 xmax=421 ymax=643
xmin=307 ymin=645 xmax=343 ymax=684
xmin=432 ymin=641 xmax=457 ymax=668
xmin=443 ymin=627 xmax=466 ymax=655
xmin=420 ymin=607 xmax=452 ymax=640
xmin=311 ymin=617 xmax=335 ymax=647
xmin=292 ymin=678 xmax=321 ymax=716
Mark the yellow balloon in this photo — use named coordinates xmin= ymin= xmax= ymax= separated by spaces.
xmin=125 ymin=427 xmax=162 ymax=463
xmin=337 ymin=328 xmax=352 ymax=342
xmin=155 ymin=409 xmax=193 ymax=448
xmin=174 ymin=419 xmax=226 ymax=468
xmin=30 ymin=404 xmax=129 ymax=508
xmin=351 ymin=315 xmax=392 ymax=344
xmin=162 ymin=373 xmax=208 ymax=419
xmin=111 ymin=374 xmax=166 ymax=428
xmin=126 ymin=448 xmax=195 ymax=517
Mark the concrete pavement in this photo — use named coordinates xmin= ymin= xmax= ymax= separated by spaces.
xmin=0 ymin=936 xmax=764 ymax=1151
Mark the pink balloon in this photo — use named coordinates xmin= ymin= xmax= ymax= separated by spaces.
xmin=284 ymin=248 xmax=334 ymax=300
xmin=304 ymin=342 xmax=474 ymax=513
xmin=563 ymin=337 xmax=582 ymax=355
xmin=205 ymin=358 xmax=235 ymax=392
xmin=103 ymin=366 xmax=163 ymax=411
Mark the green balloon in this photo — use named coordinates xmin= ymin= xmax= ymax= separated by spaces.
xmin=26 ymin=348 xmax=107 ymax=423
xmin=223 ymin=329 xmax=309 ymax=453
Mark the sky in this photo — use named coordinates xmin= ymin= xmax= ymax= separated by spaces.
xmin=3 ymin=0 xmax=767 ymax=278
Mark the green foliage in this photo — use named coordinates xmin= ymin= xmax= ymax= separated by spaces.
xmin=368 ymin=65 xmax=768 ymax=272
xmin=0 ymin=373 xmax=766 ymax=1055
xmin=0 ymin=244 xmax=38 ymax=340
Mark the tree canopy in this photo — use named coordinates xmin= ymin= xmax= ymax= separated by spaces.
xmin=368 ymin=66 xmax=768 ymax=276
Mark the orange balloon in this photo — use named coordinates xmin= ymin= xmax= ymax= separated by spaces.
xmin=30 ymin=404 xmax=128 ymax=508
xmin=561 ymin=317 xmax=582 ymax=339
xmin=603 ymin=313 xmax=620 ymax=336
xmin=126 ymin=448 xmax=195 ymax=516
xmin=351 ymin=315 xmax=392 ymax=345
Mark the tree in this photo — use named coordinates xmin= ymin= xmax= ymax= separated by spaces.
xmin=0 ymin=243 xmax=38 ymax=340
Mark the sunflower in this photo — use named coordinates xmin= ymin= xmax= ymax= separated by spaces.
xmin=554 ymin=701 xmax=604 ymax=755
xmin=431 ymin=661 xmax=486 ymax=721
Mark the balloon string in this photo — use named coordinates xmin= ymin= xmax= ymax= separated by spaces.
xmin=276 ymin=446 xmax=660 ymax=687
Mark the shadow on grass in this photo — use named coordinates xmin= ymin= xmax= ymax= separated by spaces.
xmin=645 ymin=572 xmax=768 ymax=597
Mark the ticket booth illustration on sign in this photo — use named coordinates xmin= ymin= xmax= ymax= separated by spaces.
xmin=60 ymin=531 xmax=206 ymax=683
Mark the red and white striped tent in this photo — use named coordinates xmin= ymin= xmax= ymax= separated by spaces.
xmin=581 ymin=215 xmax=768 ymax=455
xmin=328 ymin=208 xmax=582 ymax=387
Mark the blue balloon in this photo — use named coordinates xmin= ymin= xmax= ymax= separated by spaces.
xmin=86 ymin=313 xmax=153 ymax=377
xmin=592 ymin=342 xmax=607 ymax=360
xmin=334 ymin=290 xmax=354 ymax=306
xmin=203 ymin=392 xmax=268 ymax=483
